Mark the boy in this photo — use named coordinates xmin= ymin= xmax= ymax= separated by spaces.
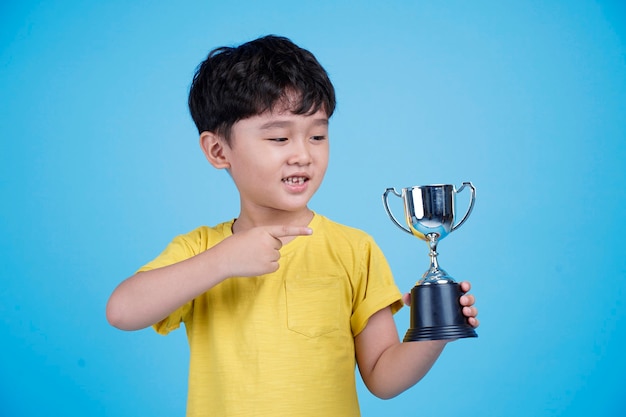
xmin=106 ymin=35 xmax=479 ymax=417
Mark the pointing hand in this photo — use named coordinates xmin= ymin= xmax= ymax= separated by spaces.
xmin=214 ymin=225 xmax=313 ymax=278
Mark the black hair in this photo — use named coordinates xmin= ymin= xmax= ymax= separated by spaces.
xmin=188 ymin=35 xmax=336 ymax=143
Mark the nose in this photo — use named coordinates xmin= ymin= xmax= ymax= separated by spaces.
xmin=287 ymin=138 xmax=312 ymax=165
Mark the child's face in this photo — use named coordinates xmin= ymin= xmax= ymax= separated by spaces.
xmin=221 ymin=107 xmax=329 ymax=217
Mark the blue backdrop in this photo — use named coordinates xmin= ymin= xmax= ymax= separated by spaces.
xmin=2 ymin=1 xmax=625 ymax=416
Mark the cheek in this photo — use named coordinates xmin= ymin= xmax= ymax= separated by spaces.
xmin=231 ymin=158 xmax=274 ymax=186
xmin=314 ymin=149 xmax=330 ymax=170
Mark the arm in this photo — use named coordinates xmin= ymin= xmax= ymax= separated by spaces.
xmin=355 ymin=282 xmax=478 ymax=399
xmin=105 ymin=245 xmax=229 ymax=331
xmin=106 ymin=225 xmax=313 ymax=331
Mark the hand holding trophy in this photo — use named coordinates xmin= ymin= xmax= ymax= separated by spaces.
xmin=382 ymin=183 xmax=477 ymax=342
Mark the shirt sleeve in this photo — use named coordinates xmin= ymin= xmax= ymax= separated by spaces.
xmin=350 ymin=236 xmax=404 ymax=336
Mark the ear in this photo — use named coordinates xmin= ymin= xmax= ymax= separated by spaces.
xmin=199 ymin=131 xmax=231 ymax=169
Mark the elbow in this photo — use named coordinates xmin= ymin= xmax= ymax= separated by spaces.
xmin=378 ymin=392 xmax=400 ymax=401
xmin=105 ymin=294 xmax=133 ymax=331
xmin=106 ymin=290 xmax=155 ymax=331
xmin=105 ymin=296 xmax=123 ymax=329
xmin=369 ymin=386 xmax=401 ymax=400
xmin=362 ymin=378 xmax=402 ymax=400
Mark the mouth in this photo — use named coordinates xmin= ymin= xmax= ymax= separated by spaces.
xmin=282 ymin=176 xmax=309 ymax=185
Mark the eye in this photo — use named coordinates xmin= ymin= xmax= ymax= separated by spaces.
xmin=311 ymin=135 xmax=327 ymax=141
xmin=268 ymin=137 xmax=288 ymax=142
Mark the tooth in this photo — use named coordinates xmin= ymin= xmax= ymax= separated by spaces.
xmin=283 ymin=176 xmax=307 ymax=184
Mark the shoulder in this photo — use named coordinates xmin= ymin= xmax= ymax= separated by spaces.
xmin=316 ymin=214 xmax=372 ymax=238
xmin=137 ymin=220 xmax=234 ymax=273
xmin=315 ymin=214 xmax=378 ymax=249
xmin=174 ymin=220 xmax=234 ymax=252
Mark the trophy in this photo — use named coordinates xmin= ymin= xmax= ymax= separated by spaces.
xmin=382 ymin=182 xmax=477 ymax=341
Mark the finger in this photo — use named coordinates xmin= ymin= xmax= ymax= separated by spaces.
xmin=268 ymin=260 xmax=281 ymax=273
xmin=402 ymin=292 xmax=411 ymax=306
xmin=460 ymin=281 xmax=472 ymax=292
xmin=460 ymin=294 xmax=475 ymax=307
xmin=268 ymin=225 xmax=313 ymax=238
xmin=271 ymin=236 xmax=283 ymax=251
xmin=463 ymin=306 xmax=478 ymax=318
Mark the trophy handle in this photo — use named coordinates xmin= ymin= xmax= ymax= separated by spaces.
xmin=451 ymin=182 xmax=476 ymax=232
xmin=382 ymin=188 xmax=412 ymax=235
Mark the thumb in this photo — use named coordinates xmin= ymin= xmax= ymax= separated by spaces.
xmin=402 ymin=292 xmax=411 ymax=306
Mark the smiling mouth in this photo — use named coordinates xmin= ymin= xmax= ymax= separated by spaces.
xmin=282 ymin=176 xmax=308 ymax=185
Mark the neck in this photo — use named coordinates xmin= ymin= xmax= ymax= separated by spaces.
xmin=232 ymin=207 xmax=314 ymax=234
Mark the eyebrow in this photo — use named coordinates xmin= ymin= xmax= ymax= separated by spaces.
xmin=259 ymin=118 xmax=329 ymax=130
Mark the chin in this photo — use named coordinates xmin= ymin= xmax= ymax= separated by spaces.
xmin=275 ymin=199 xmax=312 ymax=213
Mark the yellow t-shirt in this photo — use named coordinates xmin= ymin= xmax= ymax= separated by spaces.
xmin=139 ymin=213 xmax=403 ymax=417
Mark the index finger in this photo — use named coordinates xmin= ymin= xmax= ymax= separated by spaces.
xmin=268 ymin=225 xmax=313 ymax=238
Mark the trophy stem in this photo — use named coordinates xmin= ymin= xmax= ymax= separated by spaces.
xmin=427 ymin=233 xmax=440 ymax=271
xmin=421 ymin=233 xmax=452 ymax=284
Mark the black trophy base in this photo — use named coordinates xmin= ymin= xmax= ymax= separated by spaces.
xmin=404 ymin=282 xmax=477 ymax=342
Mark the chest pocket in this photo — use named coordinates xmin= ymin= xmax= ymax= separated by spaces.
xmin=285 ymin=276 xmax=340 ymax=338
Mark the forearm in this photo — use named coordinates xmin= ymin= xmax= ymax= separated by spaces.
xmin=357 ymin=285 xmax=479 ymax=399
xmin=362 ymin=340 xmax=448 ymax=399
xmin=106 ymin=248 xmax=228 ymax=331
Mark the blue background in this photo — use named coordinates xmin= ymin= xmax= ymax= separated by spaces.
xmin=1 ymin=1 xmax=625 ymax=416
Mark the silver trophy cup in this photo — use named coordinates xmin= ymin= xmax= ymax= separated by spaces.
xmin=383 ymin=182 xmax=477 ymax=341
